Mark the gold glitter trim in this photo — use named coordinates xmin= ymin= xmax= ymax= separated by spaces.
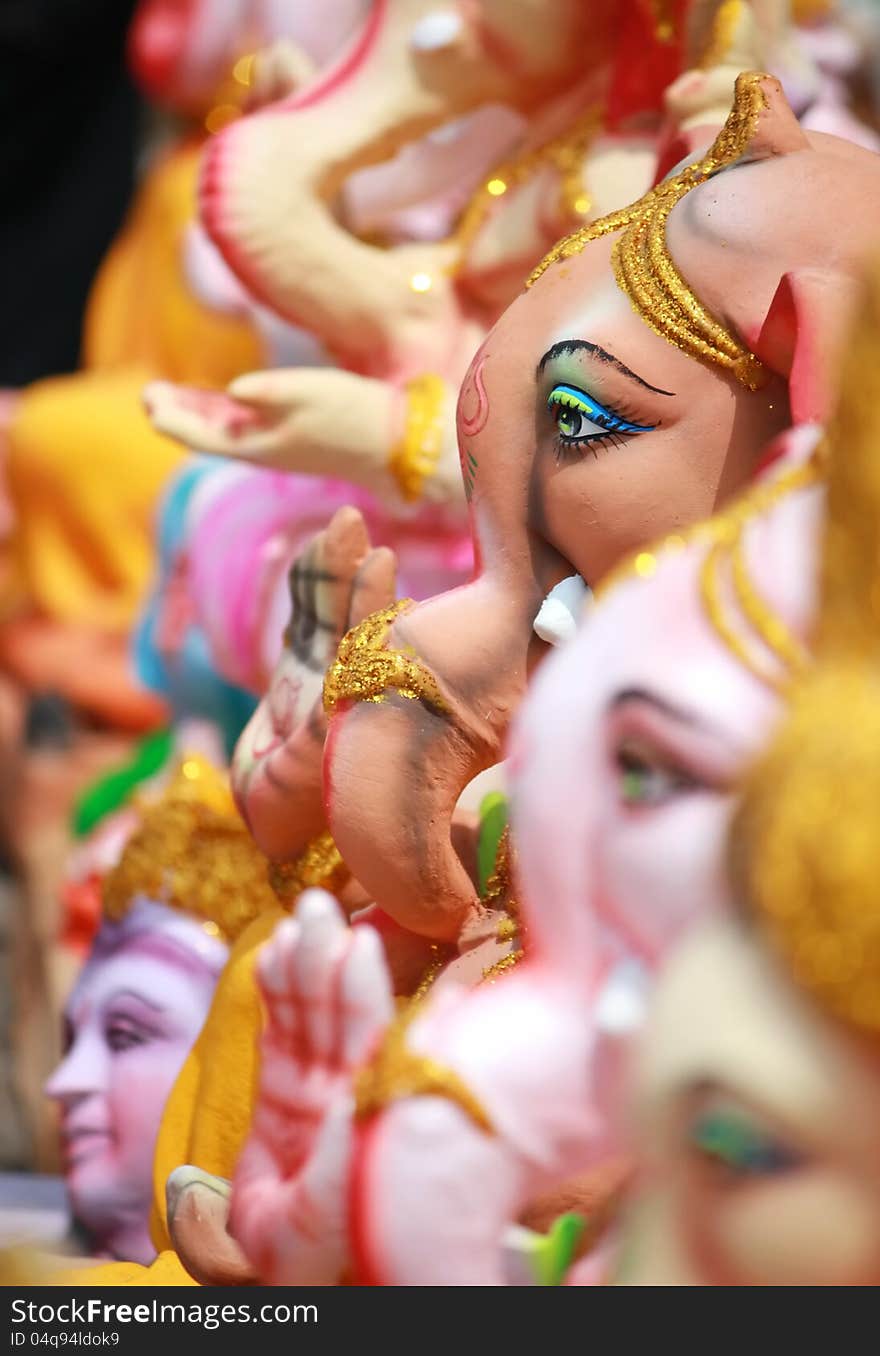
xmin=103 ymin=755 xmax=278 ymax=943
xmin=595 ymin=452 xmax=822 ymax=690
xmin=483 ymin=826 xmax=517 ymax=916
xmin=496 ymin=916 xmax=518 ymax=943
xmin=527 ymin=72 xmax=770 ymax=391
xmin=480 ymin=826 xmax=524 ymax=982
xmin=323 ymin=600 xmax=448 ymax=716
xmin=388 ymin=375 xmax=445 ymax=503
xmin=698 ymin=459 xmax=817 ymax=691
xmin=411 ymin=945 xmax=451 ymax=1001
xmin=353 ymin=1000 xmax=493 ymax=1133
xmin=269 ymin=829 xmax=349 ymax=904
xmin=480 ymin=949 xmax=523 ymax=984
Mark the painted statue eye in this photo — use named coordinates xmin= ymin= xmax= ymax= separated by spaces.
xmin=104 ymin=1015 xmax=155 ymax=1053
xmin=690 ymin=1105 xmax=802 ymax=1180
xmin=615 ymin=737 xmax=698 ymax=807
xmin=547 ymin=383 xmax=655 ymax=454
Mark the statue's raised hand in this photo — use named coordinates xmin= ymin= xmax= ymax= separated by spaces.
xmin=232 ymin=504 xmax=396 ymax=861
xmin=230 ymin=891 xmax=394 ymax=1285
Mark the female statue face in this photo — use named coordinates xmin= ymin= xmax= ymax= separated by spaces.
xmin=44 ymin=900 xmax=225 ymax=1264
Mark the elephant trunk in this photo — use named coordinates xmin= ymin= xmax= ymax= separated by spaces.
xmin=323 ymin=579 xmax=536 ymax=942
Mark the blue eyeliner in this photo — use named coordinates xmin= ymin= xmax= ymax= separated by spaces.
xmin=547 ymin=383 xmax=656 ymax=438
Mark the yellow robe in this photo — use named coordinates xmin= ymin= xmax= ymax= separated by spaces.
xmin=3 ymin=137 xmax=262 ymax=636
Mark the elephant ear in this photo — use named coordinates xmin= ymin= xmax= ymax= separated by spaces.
xmin=751 ymin=269 xmax=861 ymax=425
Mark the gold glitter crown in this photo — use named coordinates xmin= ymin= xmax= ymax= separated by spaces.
xmin=528 ymin=71 xmax=770 ymax=391
xmin=103 ymin=754 xmax=278 ymax=944
xmin=733 ymin=253 xmax=880 ymax=1039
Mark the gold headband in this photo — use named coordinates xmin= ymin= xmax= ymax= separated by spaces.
xmin=528 ymin=71 xmax=769 ymax=391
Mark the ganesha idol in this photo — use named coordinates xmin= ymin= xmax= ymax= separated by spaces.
xmin=146 ymin=0 xmax=851 ymax=516
xmin=238 ymin=70 xmax=880 ymax=961
xmin=136 ymin=0 xmax=690 ymax=730
xmin=620 ymin=261 xmax=880 ymax=1286
xmin=144 ymin=0 xmax=723 ymax=507
xmin=0 ymin=0 xmax=376 ymax=731
xmin=139 ymin=4 xmax=845 ymax=764
xmin=220 ymin=225 xmax=880 ymax=1292
xmin=219 ymin=352 xmax=829 ymax=1289
xmin=44 ymin=756 xmax=276 ymax=1267
xmin=65 ymin=76 xmax=880 ymax=1291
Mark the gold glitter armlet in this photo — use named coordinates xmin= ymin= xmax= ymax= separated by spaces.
xmin=388 ymin=375 xmax=445 ymax=504
xmin=324 ymin=600 xmax=448 ymax=716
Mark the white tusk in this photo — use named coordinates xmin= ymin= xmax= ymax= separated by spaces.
xmin=410 ymin=10 xmax=465 ymax=52
xmin=533 ymin=575 xmax=591 ymax=647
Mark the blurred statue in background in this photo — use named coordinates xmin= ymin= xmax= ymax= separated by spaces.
xmin=45 ymin=756 xmax=275 ymax=1264
xmin=620 ymin=255 xmax=880 ymax=1286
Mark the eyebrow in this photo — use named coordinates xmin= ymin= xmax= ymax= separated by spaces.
xmin=538 ymin=340 xmax=676 ymax=396
xmin=105 ymin=988 xmax=165 ymax=1011
xmin=609 ymin=687 xmax=724 ymax=738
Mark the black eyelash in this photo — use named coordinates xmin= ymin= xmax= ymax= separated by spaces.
xmin=554 ymin=430 xmax=630 ymax=462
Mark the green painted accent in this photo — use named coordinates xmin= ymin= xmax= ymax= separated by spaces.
xmin=514 ymin=1212 xmax=588 ymax=1286
xmin=536 ymin=1212 xmax=587 ymax=1286
xmin=477 ymin=792 xmax=509 ymax=895
xmin=690 ymin=1106 xmax=796 ymax=1174
xmin=72 ymin=727 xmax=175 ymax=837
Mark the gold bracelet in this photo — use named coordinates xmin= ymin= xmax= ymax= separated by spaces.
xmin=388 ymin=375 xmax=445 ymax=503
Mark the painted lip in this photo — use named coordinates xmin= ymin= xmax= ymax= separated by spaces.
xmin=60 ymin=1126 xmax=112 ymax=1166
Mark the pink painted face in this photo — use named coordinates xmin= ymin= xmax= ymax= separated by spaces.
xmin=44 ymin=900 xmax=225 ymax=1263
xmin=509 ymin=443 xmax=823 ymax=991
